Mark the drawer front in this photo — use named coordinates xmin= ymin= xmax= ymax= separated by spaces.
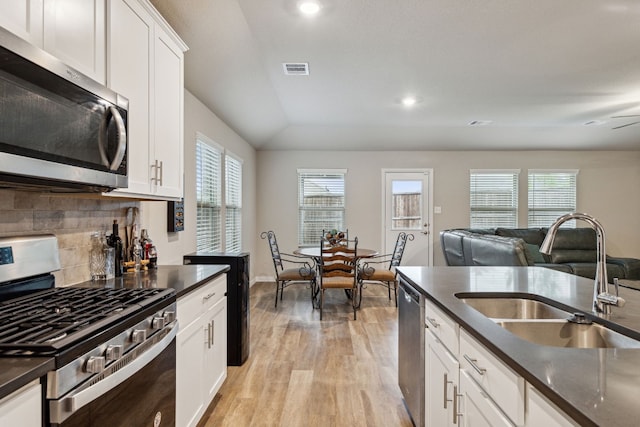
xmin=178 ymin=274 xmax=226 ymax=328
xmin=459 ymin=329 xmax=524 ymax=425
xmin=425 ymin=299 xmax=459 ymax=356
xmin=526 ymin=384 xmax=578 ymax=427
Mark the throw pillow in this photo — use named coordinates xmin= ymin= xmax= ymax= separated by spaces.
xmin=525 ymin=243 xmax=547 ymax=264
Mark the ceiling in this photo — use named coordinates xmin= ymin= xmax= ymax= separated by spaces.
xmin=149 ymin=0 xmax=640 ymax=151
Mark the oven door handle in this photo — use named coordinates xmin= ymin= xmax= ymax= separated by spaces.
xmin=49 ymin=322 xmax=178 ymax=425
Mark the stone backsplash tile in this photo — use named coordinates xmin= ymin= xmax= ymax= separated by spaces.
xmin=0 ymin=190 xmax=140 ymax=286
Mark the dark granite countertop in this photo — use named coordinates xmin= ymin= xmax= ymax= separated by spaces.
xmin=397 ymin=266 xmax=640 ymax=427
xmin=0 ymin=357 xmax=54 ymax=400
xmin=74 ymin=264 xmax=230 ymax=298
xmin=0 ymin=264 xmax=228 ymax=401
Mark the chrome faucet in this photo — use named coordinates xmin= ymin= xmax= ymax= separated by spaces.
xmin=539 ymin=212 xmax=625 ymax=315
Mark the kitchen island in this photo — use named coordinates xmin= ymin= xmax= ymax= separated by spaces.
xmin=397 ymin=266 xmax=640 ymax=427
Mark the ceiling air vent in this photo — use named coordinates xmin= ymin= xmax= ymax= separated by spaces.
xmin=283 ymin=62 xmax=309 ymax=75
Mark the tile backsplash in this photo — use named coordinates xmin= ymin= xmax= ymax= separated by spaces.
xmin=0 ymin=189 xmax=139 ymax=286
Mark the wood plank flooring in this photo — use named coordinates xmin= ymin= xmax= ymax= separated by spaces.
xmin=199 ymin=281 xmax=414 ymax=427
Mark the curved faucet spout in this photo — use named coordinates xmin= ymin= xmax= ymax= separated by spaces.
xmin=540 ymin=212 xmax=616 ymax=314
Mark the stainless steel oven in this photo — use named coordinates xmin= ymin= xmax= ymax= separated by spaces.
xmin=0 ymin=26 xmax=128 ymax=192
xmin=0 ymin=236 xmax=177 ymax=427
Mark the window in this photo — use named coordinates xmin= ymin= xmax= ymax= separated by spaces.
xmin=528 ymin=170 xmax=578 ymax=228
xmin=298 ymin=169 xmax=346 ymax=246
xmin=225 ymin=153 xmax=243 ymax=252
xmin=195 ymin=135 xmax=222 ymax=252
xmin=470 ymin=170 xmax=519 ymax=228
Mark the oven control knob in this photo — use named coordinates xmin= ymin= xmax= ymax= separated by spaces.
xmin=105 ymin=344 xmax=123 ymax=361
xmin=131 ymin=329 xmax=147 ymax=343
xmin=85 ymin=356 xmax=106 ymax=373
xmin=163 ymin=311 xmax=176 ymax=323
xmin=152 ymin=316 xmax=166 ymax=329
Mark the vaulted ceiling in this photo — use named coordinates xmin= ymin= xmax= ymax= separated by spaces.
xmin=150 ymin=0 xmax=640 ymax=151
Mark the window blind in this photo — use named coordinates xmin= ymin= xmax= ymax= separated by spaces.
xmin=528 ymin=170 xmax=578 ymax=228
xmin=298 ymin=169 xmax=346 ymax=246
xmin=225 ymin=154 xmax=243 ymax=252
xmin=470 ymin=170 xmax=519 ymax=228
xmin=196 ymin=138 xmax=222 ymax=251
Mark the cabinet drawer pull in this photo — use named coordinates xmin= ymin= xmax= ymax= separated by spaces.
xmin=453 ymin=385 xmax=462 ymax=425
xmin=203 ymin=292 xmax=216 ymax=301
xmin=426 ymin=316 xmax=439 ymax=328
xmin=463 ymin=354 xmax=486 ymax=376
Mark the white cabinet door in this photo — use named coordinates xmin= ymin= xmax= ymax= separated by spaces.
xmin=176 ymin=313 xmax=206 ymax=427
xmin=459 ymin=370 xmax=514 ymax=427
xmin=426 ymin=330 xmax=459 ymax=427
xmin=0 ymin=0 xmax=43 ymax=45
xmin=0 ymin=380 xmax=42 ymax=427
xmin=42 ymin=0 xmax=105 ymax=83
xmin=203 ymin=297 xmax=227 ymax=405
xmin=107 ymin=0 xmax=153 ymax=196
xmin=526 ymin=384 xmax=578 ymax=427
xmin=151 ymin=27 xmax=183 ymax=198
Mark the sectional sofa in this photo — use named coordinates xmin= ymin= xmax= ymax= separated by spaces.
xmin=440 ymin=227 xmax=640 ymax=282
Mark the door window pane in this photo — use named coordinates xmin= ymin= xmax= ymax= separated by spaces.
xmin=392 ymin=180 xmax=422 ymax=230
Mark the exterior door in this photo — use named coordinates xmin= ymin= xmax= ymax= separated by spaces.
xmin=383 ymin=170 xmax=432 ymax=266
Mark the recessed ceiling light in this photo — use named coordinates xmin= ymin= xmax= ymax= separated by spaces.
xmin=401 ymin=96 xmax=418 ymax=107
xmin=298 ymin=1 xmax=321 ymax=16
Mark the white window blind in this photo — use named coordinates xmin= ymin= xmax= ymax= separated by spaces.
xmin=298 ymin=169 xmax=346 ymax=247
xmin=470 ymin=170 xmax=519 ymax=228
xmin=225 ymin=153 xmax=243 ymax=252
xmin=528 ymin=170 xmax=578 ymax=228
xmin=196 ymin=137 xmax=222 ymax=252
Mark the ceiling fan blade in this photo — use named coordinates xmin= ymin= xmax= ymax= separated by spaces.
xmin=611 ymin=115 xmax=640 ymax=118
xmin=612 ymin=121 xmax=640 ymax=130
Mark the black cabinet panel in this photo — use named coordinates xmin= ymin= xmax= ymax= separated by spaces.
xmin=183 ymin=252 xmax=250 ymax=366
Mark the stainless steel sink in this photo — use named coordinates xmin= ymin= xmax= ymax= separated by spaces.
xmin=496 ymin=320 xmax=640 ymax=349
xmin=458 ymin=296 xmax=571 ymax=319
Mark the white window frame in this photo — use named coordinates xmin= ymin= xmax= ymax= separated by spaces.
xmin=469 ymin=169 xmax=520 ymax=228
xmin=298 ymin=168 xmax=347 ymax=247
xmin=195 ymin=133 xmax=222 ymax=252
xmin=528 ymin=169 xmax=578 ymax=228
xmin=225 ymin=151 xmax=243 ymax=253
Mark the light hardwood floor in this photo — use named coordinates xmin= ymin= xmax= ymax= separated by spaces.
xmin=200 ymin=281 xmax=414 ymax=427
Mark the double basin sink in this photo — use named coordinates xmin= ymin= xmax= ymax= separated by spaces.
xmin=457 ymin=294 xmax=640 ymax=349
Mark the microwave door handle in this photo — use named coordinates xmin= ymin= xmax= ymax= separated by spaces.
xmin=108 ymin=106 xmax=127 ymax=171
xmin=98 ymin=107 xmax=127 ymax=172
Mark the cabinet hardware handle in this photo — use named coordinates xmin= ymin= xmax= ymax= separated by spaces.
xmin=203 ymin=292 xmax=216 ymax=301
xmin=444 ymin=373 xmax=453 ymax=409
xmin=463 ymin=354 xmax=486 ymax=375
xmin=157 ymin=160 xmax=163 ymax=186
xmin=207 ymin=322 xmax=213 ymax=349
xmin=427 ymin=316 xmax=439 ymax=328
xmin=453 ymin=385 xmax=462 ymax=425
xmin=211 ymin=320 xmax=215 ymax=346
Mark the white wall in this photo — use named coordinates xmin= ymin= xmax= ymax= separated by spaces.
xmin=141 ymin=89 xmax=257 ymax=266
xmin=255 ymin=150 xmax=640 ymax=279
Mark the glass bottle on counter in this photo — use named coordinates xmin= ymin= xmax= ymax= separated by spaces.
xmin=107 ymin=220 xmax=124 ymax=277
xmin=90 ymin=232 xmax=114 ymax=281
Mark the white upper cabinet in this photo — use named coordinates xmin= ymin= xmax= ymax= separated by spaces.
xmin=107 ymin=0 xmax=186 ymax=200
xmin=0 ymin=0 xmax=44 ymax=45
xmin=0 ymin=0 xmax=106 ymax=84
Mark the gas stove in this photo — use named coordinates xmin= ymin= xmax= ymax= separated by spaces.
xmin=0 ymin=235 xmax=178 ymax=426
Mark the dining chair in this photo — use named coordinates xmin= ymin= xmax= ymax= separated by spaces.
xmin=359 ymin=232 xmax=414 ymax=306
xmin=317 ymin=236 xmax=359 ymax=320
xmin=260 ymin=230 xmax=317 ymax=307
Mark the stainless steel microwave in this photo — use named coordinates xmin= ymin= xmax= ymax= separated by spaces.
xmin=0 ymin=26 xmax=128 ymax=192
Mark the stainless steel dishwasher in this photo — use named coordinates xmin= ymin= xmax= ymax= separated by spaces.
xmin=398 ymin=275 xmax=425 ymax=427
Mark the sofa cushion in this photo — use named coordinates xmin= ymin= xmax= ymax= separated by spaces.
xmin=440 ymin=231 xmax=466 ymax=266
xmin=468 ymin=235 xmax=530 ymax=266
xmin=565 ymin=263 xmax=625 ymax=282
xmin=524 ymin=243 xmax=547 ymax=264
xmin=549 ymin=249 xmax=597 ymax=264
xmin=496 ymin=228 xmax=546 ymax=245
xmin=547 ymin=227 xmax=596 ymax=250
xmin=535 ymin=263 xmax=573 ymax=274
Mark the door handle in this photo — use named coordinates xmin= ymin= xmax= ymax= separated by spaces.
xmin=422 ymin=223 xmax=430 ymax=235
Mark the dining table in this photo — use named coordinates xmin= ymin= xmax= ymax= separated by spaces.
xmin=293 ymin=246 xmax=379 ymax=308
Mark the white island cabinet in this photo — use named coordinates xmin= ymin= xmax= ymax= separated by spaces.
xmin=107 ymin=0 xmax=186 ymax=200
xmin=176 ymin=274 xmax=228 ymax=427
xmin=0 ymin=0 xmax=106 ymax=83
xmin=0 ymin=380 xmax=41 ymax=427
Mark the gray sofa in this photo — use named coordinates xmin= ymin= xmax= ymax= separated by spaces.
xmin=440 ymin=227 xmax=640 ymax=282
